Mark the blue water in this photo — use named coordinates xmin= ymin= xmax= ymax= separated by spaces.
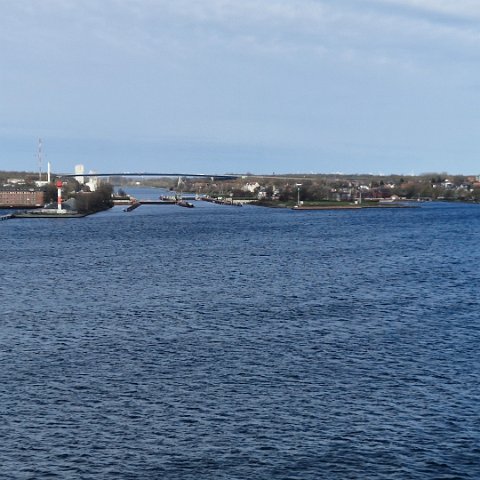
xmin=1 ymin=195 xmax=480 ymax=479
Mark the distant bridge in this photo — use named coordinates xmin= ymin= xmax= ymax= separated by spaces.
xmin=58 ymin=172 xmax=316 ymax=182
xmin=59 ymin=172 xmax=239 ymax=180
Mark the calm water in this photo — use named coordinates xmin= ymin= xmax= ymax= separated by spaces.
xmin=1 ymin=194 xmax=480 ymax=479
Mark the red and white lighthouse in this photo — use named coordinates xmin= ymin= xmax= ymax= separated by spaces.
xmin=56 ymin=180 xmax=63 ymax=212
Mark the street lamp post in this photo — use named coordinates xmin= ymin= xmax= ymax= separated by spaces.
xmin=296 ymin=183 xmax=302 ymax=207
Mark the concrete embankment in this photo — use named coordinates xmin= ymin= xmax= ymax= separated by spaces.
xmin=291 ymin=203 xmax=416 ymax=211
xmin=292 ymin=205 xmax=361 ymax=210
xmin=200 ymin=197 xmax=243 ymax=206
xmin=12 ymin=212 xmax=88 ymax=218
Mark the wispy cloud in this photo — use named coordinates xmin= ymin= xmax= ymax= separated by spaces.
xmin=378 ymin=0 xmax=480 ymax=19
xmin=2 ymin=0 xmax=480 ymax=68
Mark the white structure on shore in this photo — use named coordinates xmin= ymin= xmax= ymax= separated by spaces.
xmin=74 ymin=165 xmax=98 ymax=191
xmin=85 ymin=171 xmax=98 ymax=192
xmin=75 ymin=164 xmax=85 ymax=184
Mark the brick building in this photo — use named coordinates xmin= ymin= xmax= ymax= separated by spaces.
xmin=0 ymin=188 xmax=45 ymax=208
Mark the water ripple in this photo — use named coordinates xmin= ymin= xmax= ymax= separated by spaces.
xmin=1 ymin=201 xmax=480 ymax=478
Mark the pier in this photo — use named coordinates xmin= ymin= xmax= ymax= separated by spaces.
xmin=138 ymin=200 xmax=176 ymax=205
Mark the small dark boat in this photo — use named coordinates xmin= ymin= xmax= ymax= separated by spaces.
xmin=177 ymin=200 xmax=194 ymax=208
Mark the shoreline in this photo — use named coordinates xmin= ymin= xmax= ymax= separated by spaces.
xmin=12 ymin=212 xmax=89 ymax=218
xmin=291 ymin=204 xmax=417 ymax=210
xmin=9 ymin=206 xmax=112 ymax=219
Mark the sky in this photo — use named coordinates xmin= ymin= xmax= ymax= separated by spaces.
xmin=1 ymin=0 xmax=480 ymax=175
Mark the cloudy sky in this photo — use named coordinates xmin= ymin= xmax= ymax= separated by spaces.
xmin=1 ymin=0 xmax=480 ymax=175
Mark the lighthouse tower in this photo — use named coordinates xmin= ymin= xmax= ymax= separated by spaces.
xmin=56 ymin=180 xmax=63 ymax=212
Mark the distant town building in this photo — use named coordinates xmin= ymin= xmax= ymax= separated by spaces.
xmin=34 ymin=180 xmax=49 ymax=187
xmin=85 ymin=175 xmax=98 ymax=192
xmin=0 ymin=188 xmax=45 ymax=208
xmin=6 ymin=178 xmax=24 ymax=185
xmin=75 ymin=164 xmax=85 ymax=184
xmin=242 ymin=182 xmax=260 ymax=193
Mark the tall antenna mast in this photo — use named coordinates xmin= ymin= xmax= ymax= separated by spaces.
xmin=38 ymin=138 xmax=43 ymax=181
